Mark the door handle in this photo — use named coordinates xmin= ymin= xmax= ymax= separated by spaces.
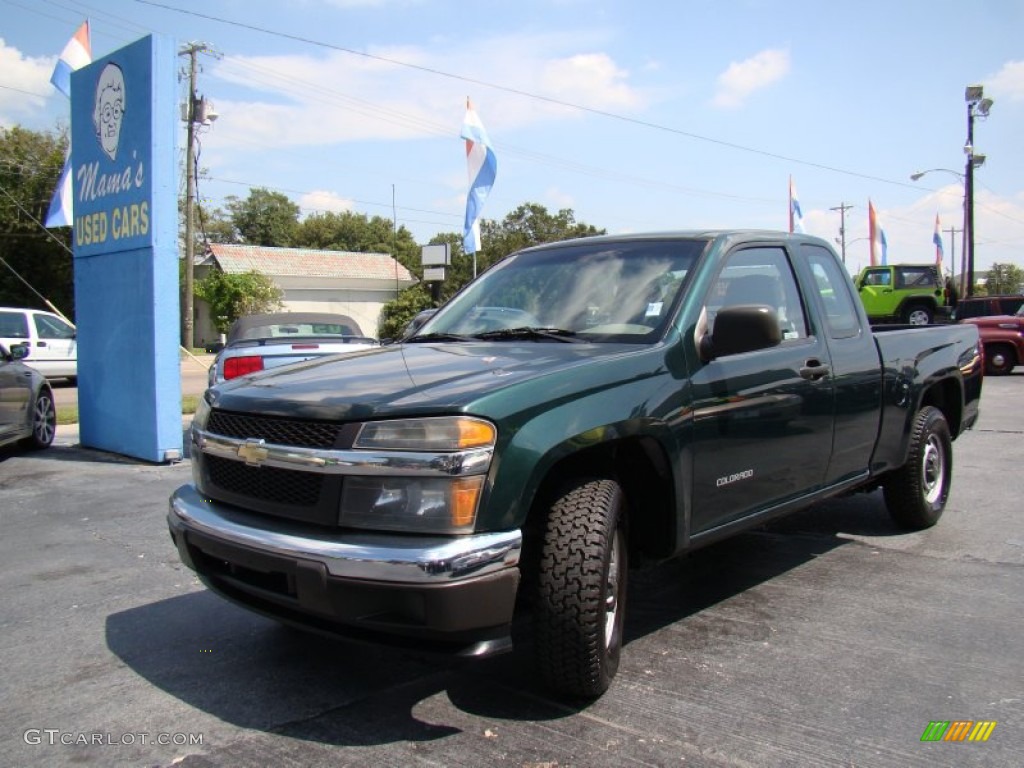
xmin=800 ymin=359 xmax=830 ymax=381
xmin=37 ymin=340 xmax=48 ymax=347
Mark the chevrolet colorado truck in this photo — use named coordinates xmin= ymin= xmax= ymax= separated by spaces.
xmin=169 ymin=231 xmax=982 ymax=698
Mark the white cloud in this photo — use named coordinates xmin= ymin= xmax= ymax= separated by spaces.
xmin=987 ymin=60 xmax=1024 ymax=103
xmin=541 ymin=53 xmax=640 ymax=110
xmin=712 ymin=48 xmax=790 ymax=109
xmin=300 ymin=189 xmax=354 ymax=214
xmin=544 ymin=186 xmax=575 ymax=210
xmin=207 ymin=30 xmax=645 ymax=151
xmin=0 ymin=39 xmax=55 ymax=125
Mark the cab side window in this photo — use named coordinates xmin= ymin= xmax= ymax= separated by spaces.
xmin=863 ymin=269 xmax=891 ymax=287
xmin=34 ymin=314 xmax=75 ymax=340
xmin=708 ymin=247 xmax=807 ymax=342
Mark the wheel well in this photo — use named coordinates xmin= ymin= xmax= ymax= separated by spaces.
xmin=898 ymin=297 xmax=936 ymax=313
xmin=919 ymin=378 xmax=963 ymax=437
xmin=523 ymin=437 xmax=676 ymax=570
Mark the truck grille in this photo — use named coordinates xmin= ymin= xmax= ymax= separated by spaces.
xmin=207 ymin=410 xmax=341 ymax=449
xmin=199 ymin=408 xmax=344 ymax=524
xmin=206 ymin=455 xmax=324 ymax=507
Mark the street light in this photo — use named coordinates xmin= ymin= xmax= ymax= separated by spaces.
xmin=964 ymin=84 xmax=993 ymax=298
xmin=910 ymin=168 xmax=967 ymax=282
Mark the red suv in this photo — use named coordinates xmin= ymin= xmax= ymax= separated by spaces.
xmin=962 ymin=305 xmax=1024 ymax=375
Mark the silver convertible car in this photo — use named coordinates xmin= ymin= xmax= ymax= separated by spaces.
xmin=208 ymin=312 xmax=379 ymax=386
xmin=0 ymin=342 xmax=56 ymax=451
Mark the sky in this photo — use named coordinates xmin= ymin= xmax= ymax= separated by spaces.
xmin=2 ymin=0 xmax=1023 ymax=277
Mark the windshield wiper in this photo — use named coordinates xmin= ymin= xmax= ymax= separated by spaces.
xmin=405 ymin=332 xmax=476 ymax=343
xmin=473 ymin=327 xmax=583 ymax=343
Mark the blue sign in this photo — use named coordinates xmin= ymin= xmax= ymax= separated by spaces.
xmin=71 ymin=38 xmax=156 ymax=256
xmin=70 ymin=35 xmax=182 ymax=463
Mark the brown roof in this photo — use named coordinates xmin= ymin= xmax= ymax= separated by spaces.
xmin=208 ymin=244 xmax=416 ymax=283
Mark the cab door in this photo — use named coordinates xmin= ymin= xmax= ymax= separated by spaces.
xmin=688 ymin=245 xmax=835 ymax=535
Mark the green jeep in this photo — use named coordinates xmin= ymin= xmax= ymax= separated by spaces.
xmin=856 ymin=264 xmax=949 ymax=325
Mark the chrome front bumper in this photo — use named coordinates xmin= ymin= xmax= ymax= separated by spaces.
xmin=168 ymin=483 xmax=522 ymax=584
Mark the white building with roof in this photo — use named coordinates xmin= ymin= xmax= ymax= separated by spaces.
xmin=194 ymin=244 xmax=417 ymax=344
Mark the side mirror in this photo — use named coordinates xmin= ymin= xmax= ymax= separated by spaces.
xmin=700 ymin=306 xmax=781 ymax=362
xmin=10 ymin=342 xmax=30 ymax=360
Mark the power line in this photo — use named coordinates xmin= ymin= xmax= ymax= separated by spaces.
xmin=135 ymin=0 xmax=926 ymax=192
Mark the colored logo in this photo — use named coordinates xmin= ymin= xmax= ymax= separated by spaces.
xmin=921 ymin=721 xmax=997 ymax=742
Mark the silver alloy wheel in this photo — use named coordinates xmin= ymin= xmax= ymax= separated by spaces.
xmin=604 ymin=528 xmax=622 ymax=648
xmin=921 ymin=433 xmax=945 ymax=505
xmin=907 ymin=309 xmax=930 ymax=325
xmin=33 ymin=391 xmax=56 ymax=445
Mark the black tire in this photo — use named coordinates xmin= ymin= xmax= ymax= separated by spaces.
xmin=882 ymin=406 xmax=951 ymax=530
xmin=534 ymin=477 xmax=628 ymax=699
xmin=984 ymin=343 xmax=1016 ymax=376
xmin=23 ymin=385 xmax=56 ymax=449
xmin=902 ymin=303 xmax=933 ymax=325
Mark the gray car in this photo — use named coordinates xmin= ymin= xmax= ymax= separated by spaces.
xmin=0 ymin=342 xmax=56 ymax=451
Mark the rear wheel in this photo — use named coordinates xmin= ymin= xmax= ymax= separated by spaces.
xmin=984 ymin=343 xmax=1016 ymax=375
xmin=902 ymin=304 xmax=933 ymax=325
xmin=534 ymin=477 xmax=627 ymax=699
xmin=882 ymin=406 xmax=951 ymax=529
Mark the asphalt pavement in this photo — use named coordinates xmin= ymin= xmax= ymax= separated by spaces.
xmin=2 ymin=375 xmax=1022 ymax=768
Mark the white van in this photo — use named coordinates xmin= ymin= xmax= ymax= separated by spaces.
xmin=0 ymin=307 xmax=77 ymax=381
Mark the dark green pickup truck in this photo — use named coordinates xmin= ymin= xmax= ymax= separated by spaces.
xmin=169 ymin=231 xmax=982 ymax=698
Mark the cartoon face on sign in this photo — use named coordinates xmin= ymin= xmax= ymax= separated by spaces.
xmin=92 ymin=63 xmax=126 ymax=161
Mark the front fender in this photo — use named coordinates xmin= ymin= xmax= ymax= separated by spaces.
xmin=478 ymin=377 xmax=677 ymax=532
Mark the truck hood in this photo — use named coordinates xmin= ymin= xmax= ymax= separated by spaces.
xmin=208 ymin=341 xmax=645 ymax=421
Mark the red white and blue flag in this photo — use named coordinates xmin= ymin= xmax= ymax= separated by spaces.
xmin=461 ymin=98 xmax=497 ymax=255
xmin=868 ymin=200 xmax=887 ymax=267
xmin=46 ymin=20 xmax=92 ymax=228
xmin=788 ymin=176 xmax=805 ymax=233
xmin=49 ymin=20 xmax=91 ymax=98
xmin=933 ymin=213 xmax=944 ymax=267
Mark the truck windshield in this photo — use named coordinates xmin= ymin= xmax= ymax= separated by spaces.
xmin=415 ymin=239 xmax=705 ymax=343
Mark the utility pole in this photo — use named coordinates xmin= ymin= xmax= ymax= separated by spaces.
xmin=944 ymin=226 xmax=961 ymax=283
xmin=830 ymin=203 xmax=854 ymax=265
xmin=178 ymin=42 xmax=214 ymax=350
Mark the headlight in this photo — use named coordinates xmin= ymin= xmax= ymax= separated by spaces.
xmin=355 ymin=416 xmax=495 ymax=451
xmin=340 ymin=475 xmax=485 ymax=533
xmin=343 ymin=416 xmax=496 ymax=533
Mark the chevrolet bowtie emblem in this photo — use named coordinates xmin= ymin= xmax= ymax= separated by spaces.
xmin=237 ymin=439 xmax=269 ymax=466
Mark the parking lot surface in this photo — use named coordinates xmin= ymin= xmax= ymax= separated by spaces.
xmin=2 ymin=376 xmax=1022 ymax=767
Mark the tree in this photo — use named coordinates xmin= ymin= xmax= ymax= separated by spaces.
xmin=295 ymin=210 xmax=421 ymax=277
xmin=981 ymin=263 xmax=1024 ymax=295
xmin=194 ymin=269 xmax=283 ymax=333
xmin=225 ymin=187 xmax=300 ymax=246
xmin=377 ymin=284 xmax=433 ymax=340
xmin=482 ymin=203 xmax=604 ymax=263
xmin=0 ymin=125 xmax=75 ymax=316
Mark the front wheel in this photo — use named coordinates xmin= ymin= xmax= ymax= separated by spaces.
xmin=882 ymin=406 xmax=951 ymax=529
xmin=534 ymin=477 xmax=628 ymax=699
xmin=23 ymin=385 xmax=56 ymax=449
xmin=984 ymin=343 xmax=1016 ymax=375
